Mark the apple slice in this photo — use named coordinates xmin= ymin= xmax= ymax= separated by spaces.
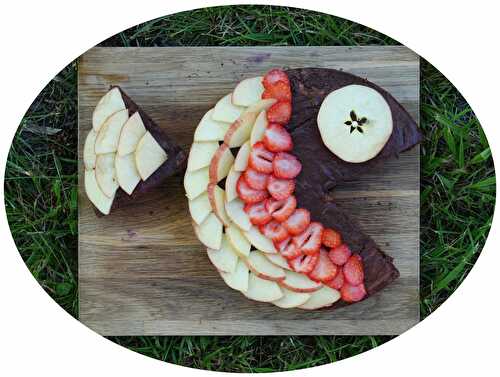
xmin=243 ymin=226 xmax=277 ymax=254
xmin=207 ymin=235 xmax=239 ymax=273
xmin=193 ymin=213 xmax=223 ymax=250
xmin=244 ymin=273 xmax=283 ymax=302
xmin=250 ymin=110 xmax=268 ymax=146
xmin=264 ymin=253 xmax=292 ymax=271
xmin=223 ymin=111 xmax=259 ymax=148
xmin=92 ymin=87 xmax=126 ymax=133
xmin=280 ymin=270 xmax=322 ymax=293
xmin=207 ymin=183 xmax=231 ymax=226
xmin=135 ymin=132 xmax=168 ymax=180
xmin=209 ymin=144 xmax=234 ymax=183
xmin=115 ymin=153 xmax=141 ymax=195
xmin=234 ymin=141 xmax=251 ymax=172
xmin=298 ymin=286 xmax=341 ymax=310
xmin=84 ymin=169 xmax=114 ymax=215
xmin=225 ymin=168 xmax=241 ymax=202
xmin=245 ymin=98 xmax=276 ymax=114
xmin=220 ymin=258 xmax=249 ymax=292
xmin=187 ymin=141 xmax=219 ymax=172
xmin=83 ymin=129 xmax=97 ymax=170
xmin=212 ymin=93 xmax=245 ymax=123
xmin=117 ymin=112 xmax=146 ymax=156
xmin=188 ymin=192 xmax=212 ymax=225
xmin=95 ymin=109 xmax=129 ymax=154
xmin=95 ymin=153 xmax=119 ymax=198
xmin=272 ymin=288 xmax=311 ymax=309
xmin=231 ymin=76 xmax=264 ymax=107
xmin=194 ymin=109 xmax=231 ymax=142
xmin=246 ymin=251 xmax=285 ymax=282
xmin=184 ymin=167 xmax=210 ymax=200
xmin=225 ymin=199 xmax=252 ymax=231
xmin=226 ymin=224 xmax=251 ymax=258
xmin=317 ymin=84 xmax=393 ymax=163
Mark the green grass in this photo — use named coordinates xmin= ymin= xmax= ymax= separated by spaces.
xmin=4 ymin=5 xmax=494 ymax=372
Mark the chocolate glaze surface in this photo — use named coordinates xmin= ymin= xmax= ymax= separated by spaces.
xmin=285 ymin=68 xmax=421 ymax=302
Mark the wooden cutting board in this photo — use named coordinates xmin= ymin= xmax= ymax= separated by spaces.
xmin=78 ymin=46 xmax=420 ymax=335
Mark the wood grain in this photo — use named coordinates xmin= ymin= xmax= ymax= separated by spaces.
xmin=78 ymin=46 xmax=420 ymax=335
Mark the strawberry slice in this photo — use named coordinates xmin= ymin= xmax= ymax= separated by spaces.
xmin=322 ymin=228 xmax=342 ymax=248
xmin=274 ymin=237 xmax=302 ymax=260
xmin=267 ymin=175 xmax=295 ymax=201
xmin=288 ymin=252 xmax=319 ymax=274
xmin=343 ymin=254 xmax=364 ymax=286
xmin=244 ymin=201 xmax=272 ymax=226
xmin=328 ymin=243 xmax=352 ymax=266
xmin=267 ymin=101 xmax=292 ymax=124
xmin=340 ymin=283 xmax=367 ymax=303
xmin=236 ymin=175 xmax=268 ymax=204
xmin=326 ymin=269 xmax=344 ymax=290
xmin=265 ymin=196 xmax=297 ymax=222
xmin=292 ymin=222 xmax=323 ymax=255
xmin=243 ymin=168 xmax=269 ymax=190
xmin=259 ymin=220 xmax=289 ymax=242
xmin=248 ymin=142 xmax=275 ymax=174
xmin=262 ymin=81 xmax=292 ymax=102
xmin=273 ymin=152 xmax=302 ymax=179
xmin=309 ymin=248 xmax=339 ymax=283
xmin=263 ymin=69 xmax=290 ymax=89
xmin=283 ymin=208 xmax=310 ymax=235
xmin=263 ymin=123 xmax=293 ymax=152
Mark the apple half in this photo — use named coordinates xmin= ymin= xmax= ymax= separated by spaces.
xmin=135 ymin=132 xmax=168 ymax=180
xmin=212 ymin=93 xmax=245 ymax=124
xmin=84 ymin=169 xmax=114 ymax=215
xmin=117 ymin=111 xmax=146 ymax=156
xmin=298 ymin=286 xmax=341 ymax=310
xmin=231 ymin=76 xmax=264 ymax=107
xmin=244 ymin=273 xmax=283 ymax=302
xmin=317 ymin=84 xmax=393 ymax=163
xmin=92 ymin=87 xmax=126 ymax=133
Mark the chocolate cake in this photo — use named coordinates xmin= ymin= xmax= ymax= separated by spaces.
xmin=286 ymin=68 xmax=421 ymax=300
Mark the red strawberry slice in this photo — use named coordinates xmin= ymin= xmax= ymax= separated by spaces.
xmin=343 ymin=254 xmax=364 ymax=286
xmin=265 ymin=196 xmax=297 ymax=222
xmin=288 ymin=252 xmax=319 ymax=274
xmin=326 ymin=269 xmax=344 ymax=290
xmin=263 ymin=123 xmax=293 ymax=152
xmin=292 ymin=222 xmax=323 ymax=255
xmin=259 ymin=220 xmax=289 ymax=242
xmin=248 ymin=142 xmax=275 ymax=174
xmin=328 ymin=243 xmax=352 ymax=266
xmin=309 ymin=248 xmax=339 ymax=283
xmin=262 ymin=81 xmax=292 ymax=102
xmin=263 ymin=69 xmax=290 ymax=89
xmin=244 ymin=201 xmax=272 ymax=226
xmin=340 ymin=283 xmax=367 ymax=303
xmin=322 ymin=228 xmax=342 ymax=248
xmin=267 ymin=175 xmax=295 ymax=201
xmin=273 ymin=152 xmax=302 ymax=179
xmin=283 ymin=208 xmax=310 ymax=235
xmin=267 ymin=101 xmax=292 ymax=124
xmin=274 ymin=237 xmax=302 ymax=260
xmin=243 ymin=168 xmax=269 ymax=190
xmin=236 ymin=175 xmax=268 ymax=204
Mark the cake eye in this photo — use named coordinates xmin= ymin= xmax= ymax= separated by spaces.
xmin=317 ymin=85 xmax=393 ymax=163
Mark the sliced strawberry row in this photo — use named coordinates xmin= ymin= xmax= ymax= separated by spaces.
xmin=236 ymin=68 xmax=366 ymax=303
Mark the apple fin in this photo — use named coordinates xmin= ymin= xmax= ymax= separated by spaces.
xmin=92 ymin=87 xmax=126 ymax=132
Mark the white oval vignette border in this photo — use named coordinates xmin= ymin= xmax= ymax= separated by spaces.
xmin=0 ymin=1 xmax=498 ymax=376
